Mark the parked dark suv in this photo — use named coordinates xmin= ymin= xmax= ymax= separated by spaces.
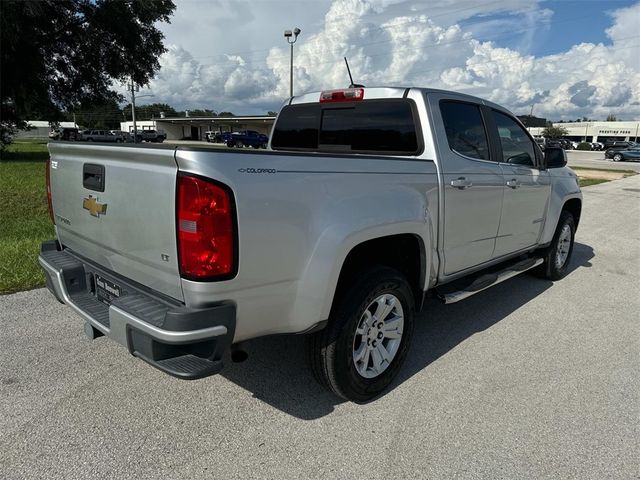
xmin=603 ymin=140 xmax=635 ymax=149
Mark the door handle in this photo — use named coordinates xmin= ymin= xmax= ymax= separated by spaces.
xmin=506 ymin=179 xmax=520 ymax=189
xmin=450 ymin=177 xmax=473 ymax=189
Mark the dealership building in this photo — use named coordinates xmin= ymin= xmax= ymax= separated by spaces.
xmin=122 ymin=116 xmax=639 ymax=144
xmin=120 ymin=114 xmax=276 ymax=141
xmin=528 ymin=121 xmax=640 ymax=143
xmin=17 ymin=115 xmax=639 ymax=145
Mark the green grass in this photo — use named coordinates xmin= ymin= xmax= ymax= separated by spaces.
xmin=0 ymin=140 xmax=54 ymax=294
xmin=579 ymin=178 xmax=611 ymax=187
xmin=572 ymin=166 xmax=637 ymax=175
xmin=1 ymin=138 xmax=49 ymax=161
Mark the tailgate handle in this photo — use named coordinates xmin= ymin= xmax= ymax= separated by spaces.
xmin=83 ymin=163 xmax=105 ymax=192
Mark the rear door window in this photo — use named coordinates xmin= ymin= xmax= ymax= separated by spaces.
xmin=439 ymin=101 xmax=490 ymax=161
xmin=271 ymin=99 xmax=420 ymax=155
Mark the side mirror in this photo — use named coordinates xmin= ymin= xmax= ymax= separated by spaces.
xmin=544 ymin=147 xmax=567 ymax=169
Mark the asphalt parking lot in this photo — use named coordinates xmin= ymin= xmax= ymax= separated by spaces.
xmin=566 ymin=150 xmax=640 ymax=172
xmin=1 ymin=175 xmax=639 ymax=479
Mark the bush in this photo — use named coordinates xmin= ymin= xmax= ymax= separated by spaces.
xmin=576 ymin=142 xmax=592 ymax=151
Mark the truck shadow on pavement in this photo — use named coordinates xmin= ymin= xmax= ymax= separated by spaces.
xmin=220 ymin=242 xmax=594 ymax=420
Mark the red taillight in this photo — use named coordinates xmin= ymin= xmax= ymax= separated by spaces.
xmin=319 ymin=88 xmax=364 ymax=103
xmin=177 ymin=175 xmax=236 ymax=280
xmin=45 ymin=158 xmax=55 ymax=224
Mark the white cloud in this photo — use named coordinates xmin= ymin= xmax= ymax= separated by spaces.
xmin=133 ymin=0 xmax=640 ymax=119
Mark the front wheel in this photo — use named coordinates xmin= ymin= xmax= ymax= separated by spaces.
xmin=307 ymin=266 xmax=415 ymax=403
xmin=613 ymin=153 xmax=623 ymax=162
xmin=536 ymin=211 xmax=576 ymax=280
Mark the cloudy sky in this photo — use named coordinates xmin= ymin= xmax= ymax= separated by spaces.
xmin=132 ymin=0 xmax=640 ymax=120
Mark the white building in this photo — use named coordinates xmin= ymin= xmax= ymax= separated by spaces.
xmin=120 ymin=116 xmax=275 ymax=141
xmin=528 ymin=120 xmax=640 ymax=143
xmin=15 ymin=120 xmax=79 ymax=139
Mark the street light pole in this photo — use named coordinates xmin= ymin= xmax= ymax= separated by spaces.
xmin=130 ymin=79 xmax=137 ymax=143
xmin=290 ymin=42 xmax=294 ymax=99
xmin=284 ymin=27 xmax=301 ymax=98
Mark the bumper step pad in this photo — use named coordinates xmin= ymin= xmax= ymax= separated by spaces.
xmin=39 ymin=241 xmax=236 ymax=380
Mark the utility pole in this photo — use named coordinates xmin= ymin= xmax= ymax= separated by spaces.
xmin=585 ymin=123 xmax=588 ymax=142
xmin=130 ymin=79 xmax=137 ymax=143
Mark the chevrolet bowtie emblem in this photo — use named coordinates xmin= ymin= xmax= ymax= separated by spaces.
xmin=83 ymin=195 xmax=107 ymax=217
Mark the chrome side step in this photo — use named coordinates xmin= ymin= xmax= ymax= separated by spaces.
xmin=438 ymin=257 xmax=544 ymax=304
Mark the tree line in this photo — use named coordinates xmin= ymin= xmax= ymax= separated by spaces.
xmin=56 ymin=102 xmax=239 ymax=130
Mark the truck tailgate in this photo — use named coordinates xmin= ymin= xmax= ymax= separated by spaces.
xmin=48 ymin=142 xmax=183 ymax=302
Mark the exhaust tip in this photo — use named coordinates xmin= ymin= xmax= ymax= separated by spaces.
xmin=84 ymin=322 xmax=104 ymax=340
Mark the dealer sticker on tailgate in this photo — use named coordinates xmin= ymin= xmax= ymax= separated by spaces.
xmin=95 ymin=274 xmax=121 ymax=305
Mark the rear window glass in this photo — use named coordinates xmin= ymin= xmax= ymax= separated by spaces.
xmin=440 ymin=101 xmax=490 ymax=161
xmin=271 ymin=100 xmax=420 ymax=155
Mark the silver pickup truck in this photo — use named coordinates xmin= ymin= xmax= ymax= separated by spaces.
xmin=40 ymin=87 xmax=582 ymax=402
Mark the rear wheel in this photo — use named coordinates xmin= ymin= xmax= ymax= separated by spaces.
xmin=535 ymin=210 xmax=576 ymax=280
xmin=307 ymin=266 xmax=415 ymax=403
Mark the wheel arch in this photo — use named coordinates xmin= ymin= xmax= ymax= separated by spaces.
xmin=563 ymin=197 xmax=582 ymax=228
xmin=329 ymin=233 xmax=427 ymax=316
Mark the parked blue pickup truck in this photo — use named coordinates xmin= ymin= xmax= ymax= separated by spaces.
xmin=226 ymin=130 xmax=269 ymax=149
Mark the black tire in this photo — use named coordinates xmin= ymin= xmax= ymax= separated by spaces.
xmin=236 ymin=141 xmax=244 ymax=148
xmin=307 ymin=266 xmax=415 ymax=403
xmin=613 ymin=153 xmax=623 ymax=162
xmin=535 ymin=210 xmax=576 ymax=280
xmin=86 ymin=138 xmax=93 ymax=142
xmin=226 ymin=141 xmax=234 ymax=148
xmin=252 ymin=144 xmax=260 ymax=149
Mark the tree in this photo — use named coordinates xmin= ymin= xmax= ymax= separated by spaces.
xmin=122 ymin=103 xmax=178 ymax=120
xmin=267 ymin=111 xmax=278 ymax=116
xmin=541 ymin=125 xmax=569 ymax=138
xmin=606 ymin=114 xmax=617 ymax=122
xmin=187 ymin=109 xmax=216 ymax=117
xmin=217 ymin=112 xmax=235 ymax=117
xmin=0 ymin=0 xmax=175 ymax=148
xmin=66 ymin=99 xmax=123 ymax=130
